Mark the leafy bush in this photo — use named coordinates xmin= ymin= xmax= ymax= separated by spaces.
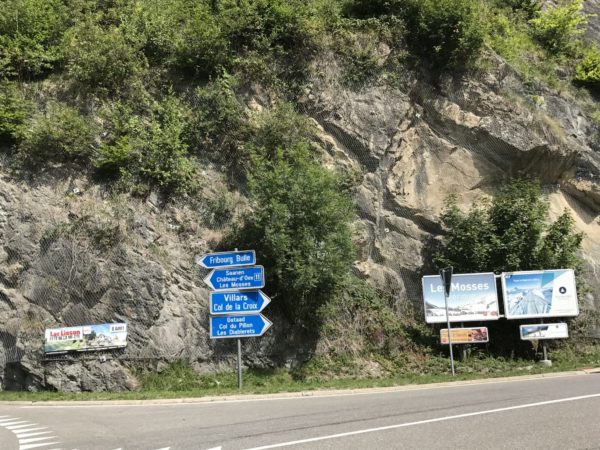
xmin=189 ymin=74 xmax=247 ymax=161
xmin=436 ymin=178 xmax=583 ymax=273
xmin=96 ymin=96 xmax=196 ymax=195
xmin=20 ymin=102 xmax=95 ymax=163
xmin=63 ymin=22 xmax=147 ymax=96
xmin=403 ymin=0 xmax=485 ymax=70
xmin=0 ymin=0 xmax=69 ymax=78
xmin=575 ymin=45 xmax=600 ymax=87
xmin=529 ymin=0 xmax=590 ymax=56
xmin=170 ymin=1 xmax=228 ymax=77
xmin=229 ymin=108 xmax=355 ymax=324
xmin=494 ymin=0 xmax=541 ymax=18
xmin=0 ymin=82 xmax=30 ymax=145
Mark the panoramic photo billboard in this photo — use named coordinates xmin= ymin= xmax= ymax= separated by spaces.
xmin=44 ymin=323 xmax=128 ymax=354
xmin=520 ymin=323 xmax=569 ymax=340
xmin=422 ymin=273 xmax=499 ymax=323
xmin=502 ymin=269 xmax=578 ymax=319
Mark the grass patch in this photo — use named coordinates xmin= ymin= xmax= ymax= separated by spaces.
xmin=1 ymin=344 xmax=598 ymax=402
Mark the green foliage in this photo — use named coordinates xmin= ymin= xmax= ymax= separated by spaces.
xmin=529 ymin=0 xmax=591 ymax=56
xmin=63 ymin=21 xmax=147 ymax=96
xmin=436 ymin=179 xmax=584 ymax=273
xmin=189 ymin=74 xmax=247 ymax=161
xmin=318 ymin=277 xmax=409 ymax=360
xmin=0 ymin=0 xmax=69 ymax=78
xmin=0 ymin=81 xmax=30 ymax=145
xmin=20 ymin=102 xmax=95 ymax=163
xmin=229 ymin=107 xmax=355 ymax=324
xmin=403 ymin=0 xmax=485 ymax=70
xmin=575 ymin=45 xmax=600 ymax=88
xmin=169 ymin=1 xmax=228 ymax=77
xmin=140 ymin=360 xmax=201 ymax=391
xmin=97 ymin=96 xmax=196 ymax=195
xmin=345 ymin=0 xmax=485 ymax=70
xmin=494 ymin=0 xmax=541 ymax=19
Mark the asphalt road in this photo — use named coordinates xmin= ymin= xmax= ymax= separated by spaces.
xmin=0 ymin=372 xmax=599 ymax=450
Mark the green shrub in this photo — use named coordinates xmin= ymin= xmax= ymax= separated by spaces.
xmin=494 ymin=0 xmax=541 ymax=18
xmin=63 ymin=21 xmax=147 ymax=96
xmin=436 ymin=178 xmax=583 ymax=273
xmin=0 ymin=0 xmax=69 ymax=78
xmin=171 ymin=2 xmax=228 ymax=77
xmin=575 ymin=45 xmax=600 ymax=87
xmin=529 ymin=0 xmax=590 ymax=56
xmin=96 ymin=96 xmax=196 ymax=195
xmin=189 ymin=74 xmax=247 ymax=160
xmin=20 ymin=103 xmax=95 ymax=163
xmin=0 ymin=82 xmax=30 ymax=145
xmin=229 ymin=108 xmax=355 ymax=324
xmin=403 ymin=0 xmax=485 ymax=70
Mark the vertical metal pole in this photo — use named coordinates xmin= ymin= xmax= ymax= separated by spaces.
xmin=444 ymin=289 xmax=456 ymax=376
xmin=237 ymin=338 xmax=243 ymax=390
xmin=542 ymin=340 xmax=548 ymax=361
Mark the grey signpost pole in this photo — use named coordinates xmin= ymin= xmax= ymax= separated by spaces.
xmin=237 ymin=338 xmax=243 ymax=390
xmin=440 ymin=267 xmax=456 ymax=376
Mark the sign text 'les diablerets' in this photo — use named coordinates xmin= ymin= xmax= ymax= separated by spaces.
xmin=210 ymin=314 xmax=272 ymax=339
xmin=210 ymin=290 xmax=270 ymax=315
xmin=196 ymin=250 xmax=256 ymax=269
xmin=203 ymin=266 xmax=264 ymax=291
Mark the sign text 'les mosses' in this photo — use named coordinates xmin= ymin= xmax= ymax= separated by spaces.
xmin=203 ymin=266 xmax=265 ymax=291
xmin=429 ymin=282 xmax=490 ymax=293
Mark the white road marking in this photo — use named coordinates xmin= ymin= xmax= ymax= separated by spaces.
xmin=9 ymin=424 xmax=40 ymax=430
xmin=19 ymin=443 xmax=60 ymax=450
xmin=19 ymin=437 xmax=58 ymax=445
xmin=244 ymin=392 xmax=600 ymax=450
xmin=16 ymin=431 xmax=54 ymax=439
xmin=7 ymin=423 xmax=36 ymax=430
xmin=13 ymin=427 xmax=50 ymax=434
xmin=0 ymin=416 xmax=63 ymax=450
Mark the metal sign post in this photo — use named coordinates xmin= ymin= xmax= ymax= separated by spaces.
xmin=440 ymin=267 xmax=455 ymax=376
xmin=237 ymin=338 xmax=242 ymax=390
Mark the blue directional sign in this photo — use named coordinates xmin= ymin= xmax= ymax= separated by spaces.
xmin=196 ymin=250 xmax=256 ymax=269
xmin=210 ymin=290 xmax=271 ymax=315
xmin=203 ymin=266 xmax=264 ymax=291
xmin=210 ymin=314 xmax=273 ymax=339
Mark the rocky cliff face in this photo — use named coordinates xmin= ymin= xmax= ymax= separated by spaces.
xmin=1 ymin=16 xmax=600 ymax=390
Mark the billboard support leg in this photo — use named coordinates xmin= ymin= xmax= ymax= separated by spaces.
xmin=237 ymin=338 xmax=243 ymax=390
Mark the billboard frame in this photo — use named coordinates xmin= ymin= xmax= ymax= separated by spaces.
xmin=502 ymin=269 xmax=579 ymax=320
xmin=422 ymin=272 xmax=500 ymax=324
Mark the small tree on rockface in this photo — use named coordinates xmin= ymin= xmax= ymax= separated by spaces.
xmin=436 ymin=179 xmax=583 ymax=274
xmin=228 ymin=107 xmax=355 ymax=326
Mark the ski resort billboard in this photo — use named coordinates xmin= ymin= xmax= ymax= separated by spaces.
xmin=502 ymin=269 xmax=578 ymax=319
xmin=44 ymin=323 xmax=128 ymax=354
xmin=422 ymin=273 xmax=500 ymax=323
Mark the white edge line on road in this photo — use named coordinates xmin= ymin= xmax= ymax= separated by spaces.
xmin=244 ymin=392 xmax=600 ymax=450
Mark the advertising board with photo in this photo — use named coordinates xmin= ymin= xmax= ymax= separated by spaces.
xmin=519 ymin=323 xmax=569 ymax=340
xmin=44 ymin=323 xmax=128 ymax=354
xmin=422 ymin=273 xmax=499 ymax=323
xmin=502 ymin=269 xmax=578 ymax=319
xmin=440 ymin=327 xmax=489 ymax=344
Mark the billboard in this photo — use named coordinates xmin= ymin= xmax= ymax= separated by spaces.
xmin=44 ymin=323 xmax=128 ymax=354
xmin=502 ymin=269 xmax=578 ymax=319
xmin=422 ymin=273 xmax=499 ymax=323
xmin=440 ymin=327 xmax=489 ymax=344
xmin=520 ymin=323 xmax=569 ymax=340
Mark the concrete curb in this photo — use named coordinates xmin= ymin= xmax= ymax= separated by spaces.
xmin=1 ymin=368 xmax=598 ymax=407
